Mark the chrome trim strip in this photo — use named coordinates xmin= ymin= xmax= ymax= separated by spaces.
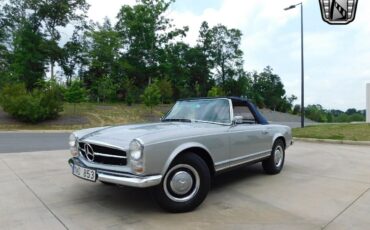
xmin=79 ymin=140 xmax=127 ymax=151
xmin=215 ymin=150 xmax=271 ymax=172
xmin=98 ymin=173 xmax=162 ymax=188
xmin=94 ymin=152 xmax=127 ymax=159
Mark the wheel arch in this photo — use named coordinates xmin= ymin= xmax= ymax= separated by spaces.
xmin=162 ymin=143 xmax=215 ymax=176
xmin=272 ymin=135 xmax=286 ymax=149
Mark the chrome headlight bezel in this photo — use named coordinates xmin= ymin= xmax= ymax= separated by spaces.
xmin=129 ymin=139 xmax=144 ymax=160
xmin=69 ymin=133 xmax=78 ymax=157
xmin=129 ymin=139 xmax=144 ymax=174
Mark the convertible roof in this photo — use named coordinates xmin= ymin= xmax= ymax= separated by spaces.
xmin=178 ymin=97 xmax=269 ymax=125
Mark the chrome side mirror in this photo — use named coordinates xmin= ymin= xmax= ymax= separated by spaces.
xmin=232 ymin=116 xmax=243 ymax=125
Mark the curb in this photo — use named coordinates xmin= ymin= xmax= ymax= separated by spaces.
xmin=0 ymin=130 xmax=73 ymax=133
xmin=293 ymin=137 xmax=370 ymax=146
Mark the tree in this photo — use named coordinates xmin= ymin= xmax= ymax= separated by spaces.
xmin=141 ymin=83 xmax=161 ymax=113
xmin=10 ymin=20 xmax=47 ymax=90
xmin=156 ymin=78 xmax=173 ymax=104
xmin=29 ymin=0 xmax=89 ymax=78
xmin=198 ymin=22 xmax=244 ymax=89
xmin=305 ymin=104 xmax=326 ymax=122
xmin=116 ymin=0 xmax=188 ymax=86
xmin=0 ymin=12 xmax=12 ymax=88
xmin=207 ymin=86 xmax=225 ymax=97
xmin=64 ymin=80 xmax=87 ymax=113
xmin=61 ymin=32 xmax=87 ymax=86
xmin=83 ymin=18 xmax=122 ymax=99
xmin=251 ymin=66 xmax=292 ymax=111
xmin=93 ymin=76 xmax=118 ymax=102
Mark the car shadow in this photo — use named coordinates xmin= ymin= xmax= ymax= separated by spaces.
xmin=211 ymin=162 xmax=265 ymax=190
xmin=80 ymin=163 xmax=266 ymax=214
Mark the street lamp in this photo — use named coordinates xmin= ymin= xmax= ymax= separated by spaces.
xmin=285 ymin=3 xmax=305 ymax=128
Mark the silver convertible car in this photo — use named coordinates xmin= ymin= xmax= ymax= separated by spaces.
xmin=68 ymin=97 xmax=292 ymax=212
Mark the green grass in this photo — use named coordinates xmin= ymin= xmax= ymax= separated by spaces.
xmin=0 ymin=103 xmax=172 ymax=131
xmin=293 ymin=123 xmax=370 ymax=141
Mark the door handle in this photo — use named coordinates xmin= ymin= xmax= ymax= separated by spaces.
xmin=262 ymin=130 xmax=269 ymax=135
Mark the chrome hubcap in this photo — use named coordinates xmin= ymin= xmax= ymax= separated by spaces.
xmin=170 ymin=171 xmax=193 ymax=195
xmin=274 ymin=146 xmax=283 ymax=167
xmin=164 ymin=164 xmax=200 ymax=202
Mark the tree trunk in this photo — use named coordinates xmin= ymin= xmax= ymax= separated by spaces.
xmin=50 ymin=61 xmax=55 ymax=80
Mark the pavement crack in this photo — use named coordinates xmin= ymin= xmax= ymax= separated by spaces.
xmin=322 ymin=187 xmax=370 ymax=229
xmin=1 ymin=159 xmax=69 ymax=230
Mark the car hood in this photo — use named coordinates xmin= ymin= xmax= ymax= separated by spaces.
xmin=77 ymin=122 xmax=212 ymax=149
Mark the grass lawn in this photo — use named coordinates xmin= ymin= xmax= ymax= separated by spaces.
xmin=0 ymin=103 xmax=172 ymax=130
xmin=293 ymin=123 xmax=370 ymax=141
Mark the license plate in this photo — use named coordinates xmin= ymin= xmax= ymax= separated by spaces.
xmin=73 ymin=165 xmax=96 ymax=182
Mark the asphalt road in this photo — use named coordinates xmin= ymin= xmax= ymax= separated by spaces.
xmin=0 ymin=141 xmax=369 ymax=229
xmin=0 ymin=132 xmax=70 ymax=153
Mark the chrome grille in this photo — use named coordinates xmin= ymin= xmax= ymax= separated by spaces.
xmin=78 ymin=142 xmax=127 ymax=166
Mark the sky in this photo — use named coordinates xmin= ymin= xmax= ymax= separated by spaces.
xmin=85 ymin=0 xmax=370 ymax=110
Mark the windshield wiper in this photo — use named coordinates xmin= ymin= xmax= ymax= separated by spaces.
xmin=161 ymin=118 xmax=192 ymax=123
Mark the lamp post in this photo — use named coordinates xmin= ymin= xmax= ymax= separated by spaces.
xmin=285 ymin=3 xmax=305 ymax=128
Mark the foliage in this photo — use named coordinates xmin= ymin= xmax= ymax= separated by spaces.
xmin=141 ymin=83 xmax=161 ymax=112
xmin=116 ymin=0 xmax=188 ymax=87
xmin=11 ymin=20 xmax=48 ymax=90
xmin=94 ymin=76 xmax=118 ymax=102
xmin=198 ymin=22 xmax=244 ymax=87
xmin=64 ymin=80 xmax=88 ymax=104
xmin=298 ymin=104 xmax=365 ymax=123
xmin=1 ymin=0 xmax=359 ymax=123
xmin=0 ymin=82 xmax=63 ymax=123
xmin=156 ymin=78 xmax=173 ymax=103
xmin=207 ymin=86 xmax=225 ymax=97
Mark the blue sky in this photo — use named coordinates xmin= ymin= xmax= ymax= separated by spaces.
xmin=87 ymin=0 xmax=370 ymax=110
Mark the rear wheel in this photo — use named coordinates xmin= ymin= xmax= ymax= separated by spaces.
xmin=262 ymin=139 xmax=285 ymax=175
xmin=154 ymin=153 xmax=210 ymax=213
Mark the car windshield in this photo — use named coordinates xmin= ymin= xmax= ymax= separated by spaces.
xmin=163 ymin=99 xmax=231 ymax=124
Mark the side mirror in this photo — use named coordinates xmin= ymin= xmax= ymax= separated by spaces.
xmin=233 ymin=116 xmax=243 ymax=125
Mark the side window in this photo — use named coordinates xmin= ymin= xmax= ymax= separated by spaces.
xmin=233 ymin=105 xmax=256 ymax=123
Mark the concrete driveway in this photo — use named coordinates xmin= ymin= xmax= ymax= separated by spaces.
xmin=0 ymin=142 xmax=369 ymax=230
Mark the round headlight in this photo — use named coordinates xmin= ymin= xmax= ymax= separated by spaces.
xmin=129 ymin=140 xmax=143 ymax=160
xmin=69 ymin=133 xmax=77 ymax=147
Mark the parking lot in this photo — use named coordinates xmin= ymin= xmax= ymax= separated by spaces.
xmin=0 ymin=141 xmax=369 ymax=230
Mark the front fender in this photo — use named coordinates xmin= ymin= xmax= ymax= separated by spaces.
xmin=272 ymin=128 xmax=292 ymax=149
xmin=161 ymin=142 xmax=213 ymax=175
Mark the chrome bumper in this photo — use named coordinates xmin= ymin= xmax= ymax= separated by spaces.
xmin=68 ymin=158 xmax=162 ymax=188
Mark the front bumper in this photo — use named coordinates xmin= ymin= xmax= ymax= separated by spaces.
xmin=68 ymin=158 xmax=162 ymax=188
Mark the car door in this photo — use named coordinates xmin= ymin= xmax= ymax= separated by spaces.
xmin=228 ymin=104 xmax=272 ymax=167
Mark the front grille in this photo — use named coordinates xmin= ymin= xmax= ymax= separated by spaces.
xmin=78 ymin=142 xmax=127 ymax=166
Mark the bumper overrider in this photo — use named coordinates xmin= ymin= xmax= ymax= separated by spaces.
xmin=68 ymin=157 xmax=162 ymax=188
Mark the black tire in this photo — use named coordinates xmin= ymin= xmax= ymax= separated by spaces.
xmin=154 ymin=153 xmax=211 ymax=213
xmin=262 ymin=139 xmax=285 ymax=175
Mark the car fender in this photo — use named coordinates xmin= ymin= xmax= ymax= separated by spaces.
xmin=161 ymin=142 xmax=213 ymax=175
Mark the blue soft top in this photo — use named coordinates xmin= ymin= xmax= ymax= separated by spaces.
xmin=228 ymin=97 xmax=269 ymax=125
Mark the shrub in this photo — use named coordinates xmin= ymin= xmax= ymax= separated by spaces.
xmin=156 ymin=78 xmax=173 ymax=104
xmin=141 ymin=84 xmax=161 ymax=112
xmin=64 ymin=80 xmax=88 ymax=103
xmin=0 ymin=83 xmax=63 ymax=123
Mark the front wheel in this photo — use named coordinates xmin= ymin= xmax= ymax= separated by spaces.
xmin=262 ymin=139 xmax=285 ymax=175
xmin=154 ymin=153 xmax=210 ymax=213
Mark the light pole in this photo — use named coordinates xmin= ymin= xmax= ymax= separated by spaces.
xmin=285 ymin=3 xmax=305 ymax=128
